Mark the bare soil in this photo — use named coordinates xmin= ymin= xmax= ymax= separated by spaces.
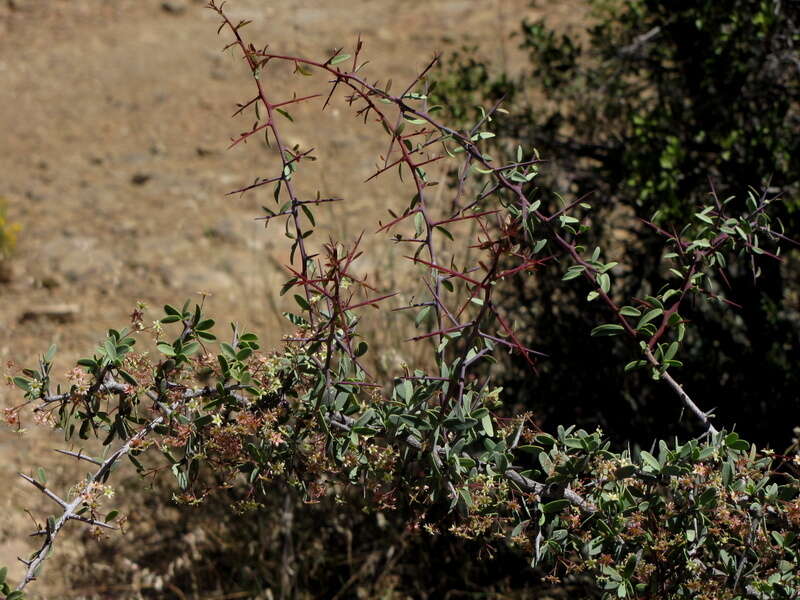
xmin=0 ymin=0 xmax=588 ymax=595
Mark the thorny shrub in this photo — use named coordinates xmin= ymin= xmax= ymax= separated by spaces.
xmin=3 ymin=3 xmax=799 ymax=598
xmin=429 ymin=0 xmax=800 ymax=447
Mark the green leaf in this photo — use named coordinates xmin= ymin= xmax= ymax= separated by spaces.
xmin=194 ymin=415 xmax=213 ymax=427
xmin=542 ymin=499 xmax=569 ymax=514
xmin=597 ymin=272 xmax=610 ymax=293
xmin=538 ymin=452 xmax=553 ymax=475
xmin=516 ymin=445 xmax=542 ymax=455
xmin=724 ymin=432 xmax=739 ymax=445
xmin=156 ymin=342 xmax=176 ymax=357
xmin=698 ymin=487 xmax=716 ymax=506
xmin=414 ymin=211 xmax=424 ymax=238
xmin=396 ymin=380 xmax=413 ymax=402
xmin=44 ymin=344 xmax=57 ymax=363
xmin=436 ymin=225 xmax=454 ymax=241
xmin=481 ymin=414 xmax=494 ymax=437
xmin=12 ymin=376 xmax=31 ymax=392
xmin=301 ymin=204 xmax=316 ymax=227
xmin=640 ymin=451 xmax=660 ymax=472
xmin=128 ymin=454 xmax=144 ymax=473
xmin=196 ymin=319 xmax=215 ymax=331
xmin=294 ymin=294 xmax=311 ymax=311
xmin=615 ymin=465 xmax=637 ymax=479
xmin=624 ymin=360 xmax=646 ymax=372
xmin=591 ymin=324 xmax=624 ymax=337
xmin=77 ymin=358 xmax=98 ymax=370
xmin=637 ymin=308 xmax=663 ymax=329
xmin=458 ymin=487 xmax=473 ymax=508
xmin=599 ymin=261 xmax=618 ymax=273
xmin=534 ymin=433 xmax=556 ymax=447
xmin=415 ymin=305 xmax=431 ymax=327
xmin=276 ymin=108 xmax=294 ymax=122
xmin=727 ymin=439 xmax=749 ymax=452
xmin=103 ymin=339 xmax=117 ymax=360
xmin=355 ymin=409 xmax=376 ymax=428
xmin=470 ymin=131 xmax=496 ymax=141
xmin=329 ymin=53 xmax=351 ymax=66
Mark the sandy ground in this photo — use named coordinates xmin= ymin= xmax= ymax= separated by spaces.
xmin=0 ymin=0 xmax=589 ymax=595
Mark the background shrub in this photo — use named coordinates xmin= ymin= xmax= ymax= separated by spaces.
xmin=431 ymin=0 xmax=800 ymax=447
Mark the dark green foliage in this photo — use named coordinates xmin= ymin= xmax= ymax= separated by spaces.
xmin=519 ymin=0 xmax=800 ymax=213
xmin=433 ymin=0 xmax=800 ymax=446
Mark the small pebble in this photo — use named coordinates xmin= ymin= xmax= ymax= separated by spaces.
xmin=131 ymin=173 xmax=152 ymax=186
xmin=161 ymin=1 xmax=186 ymax=15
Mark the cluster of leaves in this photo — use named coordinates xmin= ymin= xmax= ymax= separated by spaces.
xmin=9 ymin=299 xmax=800 ymax=598
xmin=8 ymin=304 xmax=800 ymax=598
xmin=2 ymin=2 xmax=799 ymax=598
xmin=536 ymin=431 xmax=800 ymax=599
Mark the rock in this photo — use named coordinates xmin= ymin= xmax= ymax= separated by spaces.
xmin=131 ymin=173 xmax=152 ymax=186
xmin=195 ymin=146 xmax=217 ymax=157
xmin=40 ymin=236 xmax=119 ymax=284
xmin=19 ymin=303 xmax=79 ymax=323
xmin=173 ymin=268 xmax=236 ymax=296
xmin=203 ymin=219 xmax=242 ymax=244
xmin=161 ymin=1 xmax=186 ymax=15
xmin=40 ymin=275 xmax=61 ymax=289
xmin=0 ymin=261 xmax=14 ymax=284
